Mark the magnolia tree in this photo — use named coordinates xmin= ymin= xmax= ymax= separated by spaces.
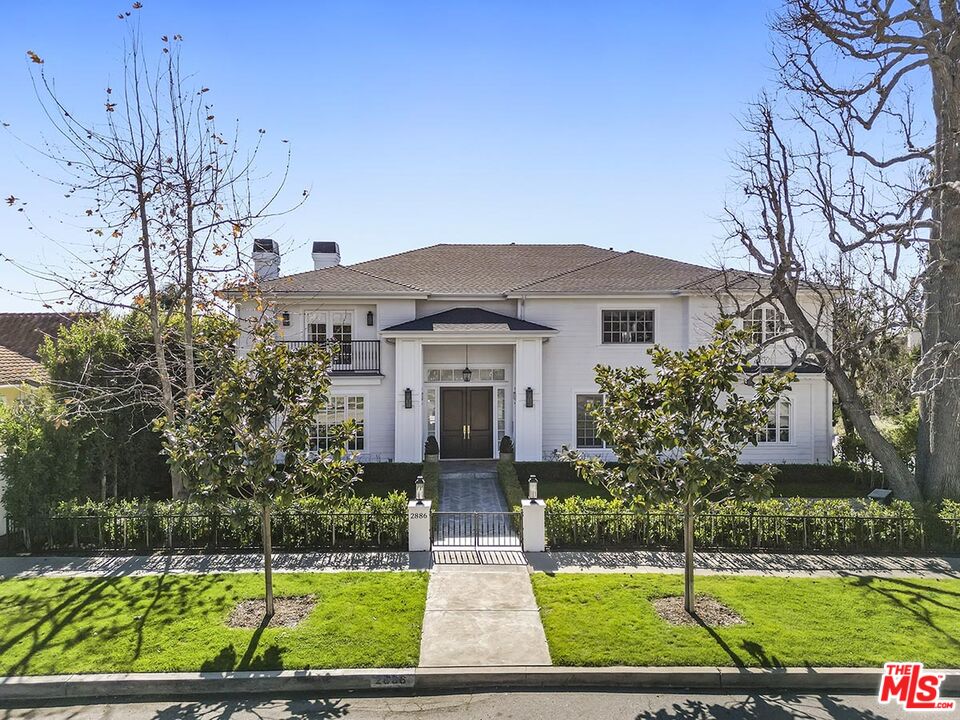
xmin=564 ymin=320 xmax=792 ymax=614
xmin=162 ymin=326 xmax=359 ymax=616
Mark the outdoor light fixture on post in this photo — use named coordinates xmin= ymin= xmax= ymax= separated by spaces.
xmin=525 ymin=387 xmax=534 ymax=407
xmin=528 ymin=474 xmax=538 ymax=501
xmin=415 ymin=475 xmax=425 ymax=503
xmin=367 ymin=310 xmax=374 ymax=326
xmin=462 ymin=345 xmax=472 ymax=382
xmin=404 ymin=388 xmax=413 ymax=409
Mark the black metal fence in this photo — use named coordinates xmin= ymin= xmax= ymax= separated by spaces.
xmin=280 ymin=339 xmax=380 ymax=374
xmin=545 ymin=510 xmax=931 ymax=554
xmin=432 ymin=511 xmax=522 ymax=548
xmin=3 ymin=510 xmax=407 ymax=554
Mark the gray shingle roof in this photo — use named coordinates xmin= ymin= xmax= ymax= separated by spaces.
xmin=383 ymin=307 xmax=556 ymax=333
xmin=0 ymin=312 xmax=93 ymax=361
xmin=252 ymin=243 xmax=760 ymax=296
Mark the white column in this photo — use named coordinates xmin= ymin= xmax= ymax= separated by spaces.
xmin=514 ymin=338 xmax=543 ymax=461
xmin=408 ymin=500 xmax=432 ymax=552
xmin=521 ymin=499 xmax=545 ymax=552
xmin=394 ymin=339 xmax=424 ymax=462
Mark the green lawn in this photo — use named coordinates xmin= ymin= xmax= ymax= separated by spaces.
xmin=0 ymin=571 xmax=428 ymax=675
xmin=531 ymin=573 xmax=960 ymax=668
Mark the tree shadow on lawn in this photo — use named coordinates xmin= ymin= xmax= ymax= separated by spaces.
xmin=199 ymin=615 xmax=285 ymax=672
xmin=686 ymin=609 xmax=786 ymax=671
xmin=0 ymin=572 xmax=223 ymax=674
xmin=149 ymin=696 xmax=349 ymax=720
xmin=633 ymin=693 xmax=889 ymax=720
xmin=849 ymin=575 xmax=960 ymax=651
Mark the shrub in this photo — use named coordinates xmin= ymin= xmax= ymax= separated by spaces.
xmin=354 ymin=462 xmax=423 ymax=498
xmin=5 ymin=494 xmax=409 ymax=553
xmin=543 ymin=496 xmax=929 ymax=553
xmin=424 ymin=435 xmax=439 ymax=456
xmin=420 ymin=462 xmax=440 ymax=505
xmin=497 ymin=461 xmax=524 ymax=509
xmin=499 ymin=435 xmax=514 ymax=454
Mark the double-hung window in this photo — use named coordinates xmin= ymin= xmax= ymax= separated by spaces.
xmin=746 ymin=307 xmax=785 ymax=345
xmin=310 ymin=395 xmax=365 ymax=452
xmin=602 ymin=309 xmax=654 ymax=344
xmin=758 ymin=398 xmax=791 ymax=443
xmin=575 ymin=393 xmax=605 ymax=449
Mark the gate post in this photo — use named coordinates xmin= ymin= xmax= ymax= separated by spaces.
xmin=521 ymin=500 xmax=545 ymax=552
xmin=408 ymin=500 xmax=432 ymax=552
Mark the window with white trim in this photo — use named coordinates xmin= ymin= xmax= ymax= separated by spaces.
xmin=576 ymin=393 xmax=605 ymax=448
xmin=310 ymin=396 xmax=364 ymax=452
xmin=759 ymin=398 xmax=791 ymax=443
xmin=746 ymin=307 xmax=785 ymax=345
xmin=602 ymin=309 xmax=654 ymax=344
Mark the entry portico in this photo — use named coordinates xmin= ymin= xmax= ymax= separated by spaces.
xmin=382 ymin=308 xmax=556 ymax=462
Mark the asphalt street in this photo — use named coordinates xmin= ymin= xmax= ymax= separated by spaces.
xmin=0 ymin=690 xmax=931 ymax=719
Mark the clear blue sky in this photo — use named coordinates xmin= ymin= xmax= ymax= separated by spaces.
xmin=0 ymin=1 xmax=781 ymax=311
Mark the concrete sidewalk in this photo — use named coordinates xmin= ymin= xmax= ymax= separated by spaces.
xmin=419 ymin=565 xmax=551 ymax=667
xmin=530 ymin=550 xmax=960 ymax=578
xmin=1 ymin=549 xmax=956 ymax=579
xmin=0 ymin=551 xmax=428 ymax=578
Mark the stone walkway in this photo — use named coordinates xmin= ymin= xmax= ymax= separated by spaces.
xmin=418 ymin=565 xmax=551 ymax=667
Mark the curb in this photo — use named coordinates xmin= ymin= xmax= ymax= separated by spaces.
xmin=1 ymin=666 xmax=958 ymax=702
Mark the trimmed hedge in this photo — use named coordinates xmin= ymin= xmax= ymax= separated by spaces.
xmin=4 ymin=494 xmax=408 ymax=554
xmin=420 ymin=462 xmax=441 ymax=506
xmin=497 ymin=460 xmax=525 ymax=510
xmin=354 ymin=462 xmax=425 ymax=498
xmin=518 ymin=461 xmax=882 ymax=500
xmin=544 ymin=496 xmax=937 ymax=554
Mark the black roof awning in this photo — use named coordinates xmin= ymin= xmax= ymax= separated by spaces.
xmin=383 ymin=307 xmax=556 ymax=333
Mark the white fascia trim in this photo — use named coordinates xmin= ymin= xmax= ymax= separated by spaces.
xmin=380 ymin=331 xmax=557 ymax=342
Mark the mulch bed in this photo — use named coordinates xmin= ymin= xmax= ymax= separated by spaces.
xmin=227 ymin=595 xmax=316 ymax=629
xmin=652 ymin=595 xmax=745 ymax=627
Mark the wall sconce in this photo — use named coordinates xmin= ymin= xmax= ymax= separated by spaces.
xmin=528 ymin=475 xmax=538 ymax=500
xmin=367 ymin=310 xmax=374 ymax=327
xmin=280 ymin=311 xmax=290 ymax=327
xmin=404 ymin=388 xmax=413 ymax=409
xmin=525 ymin=387 xmax=534 ymax=408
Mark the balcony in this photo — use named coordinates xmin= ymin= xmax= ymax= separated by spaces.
xmin=281 ymin=339 xmax=381 ymax=375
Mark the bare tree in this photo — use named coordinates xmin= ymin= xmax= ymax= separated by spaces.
xmin=4 ymin=7 xmax=303 ymax=497
xmin=723 ymin=0 xmax=960 ymax=501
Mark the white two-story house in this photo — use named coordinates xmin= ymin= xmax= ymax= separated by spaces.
xmin=229 ymin=241 xmax=833 ymax=464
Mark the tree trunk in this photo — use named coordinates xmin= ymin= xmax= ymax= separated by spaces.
xmin=771 ymin=276 xmax=922 ymax=501
xmin=135 ymin=172 xmax=184 ymax=499
xmin=917 ymin=50 xmax=960 ymax=501
xmin=683 ymin=497 xmax=695 ymax=615
xmin=262 ymin=502 xmax=274 ymax=618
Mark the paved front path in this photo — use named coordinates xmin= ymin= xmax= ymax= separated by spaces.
xmin=438 ymin=460 xmax=506 ymax=512
xmin=530 ymin=550 xmax=960 ymax=578
xmin=418 ymin=565 xmax=551 ymax=667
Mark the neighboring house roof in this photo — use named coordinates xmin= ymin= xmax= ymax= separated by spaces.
xmin=247 ymin=243 xmax=768 ymax=297
xmin=383 ymin=307 xmax=557 ymax=333
xmin=0 ymin=312 xmax=92 ymax=361
xmin=0 ymin=312 xmax=92 ymax=387
xmin=0 ymin=346 xmax=44 ymax=386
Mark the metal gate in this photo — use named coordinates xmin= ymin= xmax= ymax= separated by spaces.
xmin=432 ymin=512 xmax=522 ymax=548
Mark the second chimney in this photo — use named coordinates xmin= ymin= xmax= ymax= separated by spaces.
xmin=312 ymin=242 xmax=341 ymax=270
xmin=252 ymin=238 xmax=280 ymax=281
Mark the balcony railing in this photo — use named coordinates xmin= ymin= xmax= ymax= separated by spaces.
xmin=281 ymin=339 xmax=381 ymax=375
